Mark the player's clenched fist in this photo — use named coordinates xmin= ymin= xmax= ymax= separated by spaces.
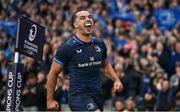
xmin=113 ymin=79 xmax=124 ymax=92
xmin=47 ymin=99 xmax=59 ymax=110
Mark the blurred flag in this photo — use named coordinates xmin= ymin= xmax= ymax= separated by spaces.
xmin=154 ymin=8 xmax=179 ymax=32
xmin=0 ymin=21 xmax=17 ymax=36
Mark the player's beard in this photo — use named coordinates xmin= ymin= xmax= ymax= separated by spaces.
xmin=80 ymin=26 xmax=93 ymax=36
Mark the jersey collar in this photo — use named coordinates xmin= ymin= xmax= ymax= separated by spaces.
xmin=73 ymin=35 xmax=93 ymax=44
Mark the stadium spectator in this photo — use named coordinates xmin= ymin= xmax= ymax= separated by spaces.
xmin=155 ymin=80 xmax=173 ymax=110
xmin=114 ymin=98 xmax=125 ymax=112
xmin=22 ymin=72 xmax=38 ymax=111
xmin=124 ymin=97 xmax=137 ymax=111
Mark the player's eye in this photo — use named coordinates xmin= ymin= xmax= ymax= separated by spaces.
xmin=79 ymin=16 xmax=86 ymax=20
xmin=88 ymin=15 xmax=93 ymax=19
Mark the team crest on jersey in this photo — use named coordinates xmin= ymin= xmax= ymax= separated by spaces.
xmin=95 ymin=46 xmax=101 ymax=52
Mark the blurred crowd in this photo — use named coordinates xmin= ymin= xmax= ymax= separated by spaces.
xmin=0 ymin=0 xmax=180 ymax=111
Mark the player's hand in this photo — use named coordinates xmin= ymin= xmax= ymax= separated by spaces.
xmin=113 ymin=79 xmax=124 ymax=92
xmin=47 ymin=99 xmax=59 ymax=110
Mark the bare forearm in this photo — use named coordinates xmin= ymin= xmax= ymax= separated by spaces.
xmin=104 ymin=61 xmax=119 ymax=81
xmin=47 ymin=61 xmax=62 ymax=100
xmin=47 ymin=72 xmax=58 ymax=100
xmin=103 ymin=59 xmax=124 ymax=92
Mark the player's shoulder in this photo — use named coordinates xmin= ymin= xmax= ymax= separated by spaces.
xmin=59 ymin=37 xmax=77 ymax=48
xmin=92 ymin=36 xmax=104 ymax=44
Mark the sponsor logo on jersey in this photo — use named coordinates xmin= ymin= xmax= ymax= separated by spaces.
xmin=76 ymin=49 xmax=82 ymax=53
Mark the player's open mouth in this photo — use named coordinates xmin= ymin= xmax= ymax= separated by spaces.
xmin=84 ymin=22 xmax=92 ymax=29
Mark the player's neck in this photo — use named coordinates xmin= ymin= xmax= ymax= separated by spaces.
xmin=75 ymin=32 xmax=91 ymax=43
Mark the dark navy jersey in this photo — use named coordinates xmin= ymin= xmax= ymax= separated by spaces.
xmin=54 ymin=35 xmax=107 ymax=94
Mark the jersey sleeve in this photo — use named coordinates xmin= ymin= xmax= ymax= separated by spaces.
xmin=54 ymin=44 xmax=70 ymax=65
xmin=102 ymin=40 xmax=107 ymax=60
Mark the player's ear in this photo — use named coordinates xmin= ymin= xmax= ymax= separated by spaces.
xmin=74 ymin=21 xmax=78 ymax=28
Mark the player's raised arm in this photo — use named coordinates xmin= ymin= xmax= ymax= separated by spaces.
xmin=102 ymin=59 xmax=124 ymax=92
xmin=47 ymin=61 xmax=62 ymax=110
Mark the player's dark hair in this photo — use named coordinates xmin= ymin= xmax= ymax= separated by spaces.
xmin=71 ymin=7 xmax=87 ymax=28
